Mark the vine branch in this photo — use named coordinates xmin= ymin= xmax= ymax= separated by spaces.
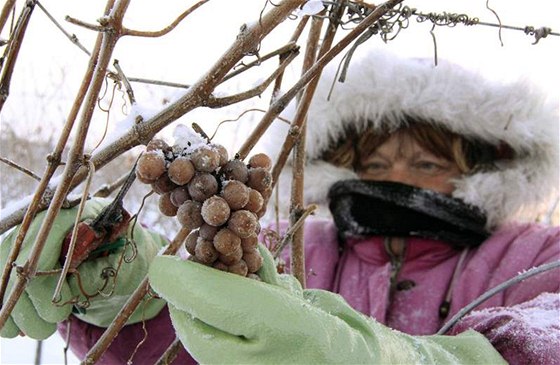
xmin=0 ymin=0 xmax=16 ymax=36
xmin=36 ymin=1 xmax=90 ymax=55
xmin=0 ymin=0 xmax=35 ymax=112
xmin=122 ymin=0 xmax=210 ymax=37
xmin=0 ymin=0 xmax=307 ymax=235
xmin=438 ymin=260 xmax=560 ymax=335
xmin=0 ymin=156 xmax=41 ymax=181
xmin=155 ymin=338 xmax=183 ymax=365
xmin=206 ymin=45 xmax=299 ymax=108
xmin=0 ymin=0 xmax=124 ymax=331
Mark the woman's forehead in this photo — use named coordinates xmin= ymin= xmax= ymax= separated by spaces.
xmin=367 ymin=134 xmax=433 ymax=158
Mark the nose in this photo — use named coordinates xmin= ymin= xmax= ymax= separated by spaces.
xmin=384 ymin=167 xmax=416 ymax=186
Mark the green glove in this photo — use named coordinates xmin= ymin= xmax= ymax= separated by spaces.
xmin=0 ymin=198 xmax=167 ymax=340
xmin=149 ymin=245 xmax=506 ymax=364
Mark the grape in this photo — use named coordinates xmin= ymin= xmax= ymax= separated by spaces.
xmin=201 ymin=196 xmax=230 ymax=227
xmin=177 ymin=200 xmax=203 ymax=230
xmin=188 ymin=173 xmax=219 ymax=202
xmin=247 ymin=167 xmax=272 ymax=193
xmin=159 ymin=193 xmax=178 ymax=217
xmin=213 ymin=228 xmax=241 ymax=256
xmin=138 ymin=139 xmax=268 ymax=278
xmin=136 ymin=172 xmax=156 ymax=184
xmin=191 ymin=147 xmax=221 ymax=173
xmin=240 ymin=234 xmax=258 ymax=251
xmin=146 ymin=138 xmax=170 ymax=152
xmin=260 ymin=187 xmax=273 ymax=201
xmin=220 ymin=159 xmax=248 ymax=183
xmin=199 ymin=223 xmax=218 ymax=240
xmin=254 ymin=219 xmax=261 ymax=235
xmin=170 ymin=186 xmax=190 ymax=207
xmin=248 ymin=153 xmax=272 ymax=171
xmin=168 ymin=157 xmax=195 ymax=185
xmin=243 ymin=248 xmax=263 ymax=273
xmin=256 ymin=187 xmax=272 ymax=218
xmin=218 ymin=245 xmax=243 ymax=265
xmin=185 ymin=230 xmax=199 ymax=256
xmin=212 ymin=144 xmax=229 ymax=167
xmin=195 ymin=238 xmax=219 ymax=265
xmin=227 ymin=210 xmax=258 ymax=238
xmin=136 ymin=152 xmax=166 ymax=182
xmin=212 ymin=260 xmax=229 ymax=272
xmin=255 ymin=206 xmax=267 ymax=219
xmin=221 ymin=180 xmax=250 ymax=210
xmin=187 ymin=255 xmax=201 ymax=264
xmin=243 ymin=188 xmax=263 ymax=213
xmin=152 ymin=174 xmax=178 ymax=195
xmin=247 ymin=273 xmax=262 ymax=281
xmin=228 ymin=260 xmax=248 ymax=276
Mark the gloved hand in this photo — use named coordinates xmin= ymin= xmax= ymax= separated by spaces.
xmin=0 ymin=198 xmax=167 ymax=340
xmin=149 ymin=245 xmax=506 ymax=364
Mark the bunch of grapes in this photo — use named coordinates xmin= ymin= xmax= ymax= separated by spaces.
xmin=136 ymin=135 xmax=273 ymax=278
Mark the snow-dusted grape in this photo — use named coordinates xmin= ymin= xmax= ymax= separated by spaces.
xmin=201 ymin=196 xmax=230 ymax=227
xmin=168 ymin=157 xmax=195 ymax=185
xmin=191 ymin=147 xmax=221 ymax=173
xmin=220 ymin=159 xmax=248 ymax=183
xmin=228 ymin=210 xmax=258 ymax=238
xmin=177 ymin=200 xmax=203 ymax=230
xmin=213 ymin=228 xmax=241 ymax=256
xmin=159 ymin=192 xmax=178 ymax=217
xmin=248 ymin=153 xmax=272 ymax=171
xmin=188 ymin=173 xmax=218 ymax=202
xmin=136 ymin=152 xmax=166 ymax=182
xmin=221 ymin=180 xmax=250 ymax=210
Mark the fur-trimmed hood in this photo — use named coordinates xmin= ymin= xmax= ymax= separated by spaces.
xmin=259 ymin=49 xmax=559 ymax=229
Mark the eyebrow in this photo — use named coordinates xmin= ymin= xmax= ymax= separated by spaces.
xmin=362 ymin=151 xmax=390 ymax=162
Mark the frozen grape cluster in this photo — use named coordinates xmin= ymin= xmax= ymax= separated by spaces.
xmin=136 ymin=127 xmax=272 ymax=278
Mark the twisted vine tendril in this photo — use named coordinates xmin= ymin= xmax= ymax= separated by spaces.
xmin=415 ymin=10 xmax=479 ymax=27
xmin=321 ymin=0 xmax=558 ymax=93
xmin=320 ymin=1 xmax=557 ymax=45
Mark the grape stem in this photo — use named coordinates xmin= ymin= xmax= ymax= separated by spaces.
xmin=273 ymin=204 xmax=317 ymax=258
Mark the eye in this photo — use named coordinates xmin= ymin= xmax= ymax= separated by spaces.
xmin=367 ymin=161 xmax=387 ymax=169
xmin=358 ymin=159 xmax=389 ymax=178
xmin=362 ymin=161 xmax=389 ymax=172
xmin=414 ymin=161 xmax=442 ymax=171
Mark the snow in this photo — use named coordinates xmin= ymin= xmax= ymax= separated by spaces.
xmin=172 ymin=124 xmax=209 ymax=152
xmin=95 ymin=103 xmax=159 ymax=151
xmin=294 ymin=1 xmax=325 ymax=17
xmin=522 ymin=307 xmax=559 ymax=330
xmin=0 ymin=195 xmax=33 ymax=224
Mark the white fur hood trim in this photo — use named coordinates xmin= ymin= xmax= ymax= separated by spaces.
xmin=260 ymin=50 xmax=559 ymax=229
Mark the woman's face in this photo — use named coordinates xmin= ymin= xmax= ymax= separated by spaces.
xmin=357 ymin=134 xmax=462 ymax=195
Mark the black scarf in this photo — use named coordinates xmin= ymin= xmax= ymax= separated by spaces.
xmin=327 ymin=180 xmax=490 ymax=248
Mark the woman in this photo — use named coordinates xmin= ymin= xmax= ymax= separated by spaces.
xmin=254 ymin=49 xmax=560 ymax=359
xmin=148 ymin=49 xmax=559 ymax=363
xmin=2 ymin=50 xmax=558 ymax=364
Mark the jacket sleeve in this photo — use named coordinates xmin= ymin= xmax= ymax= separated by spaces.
xmin=57 ymin=305 xmax=197 ymax=365
xmin=449 ymin=292 xmax=559 ymax=365
xmin=450 ymin=224 xmax=560 ymax=365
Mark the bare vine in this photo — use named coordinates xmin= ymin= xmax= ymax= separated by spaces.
xmin=0 ymin=156 xmax=41 ymax=181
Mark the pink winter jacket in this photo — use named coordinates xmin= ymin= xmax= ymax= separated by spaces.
xmin=60 ymin=219 xmax=560 ymax=364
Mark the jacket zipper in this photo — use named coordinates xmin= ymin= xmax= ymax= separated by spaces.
xmin=383 ymin=237 xmax=406 ymax=299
